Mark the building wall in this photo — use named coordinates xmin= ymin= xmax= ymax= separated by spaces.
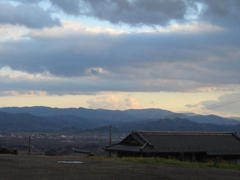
xmin=229 ymin=159 xmax=240 ymax=165
xmin=115 ymin=151 xmax=240 ymax=165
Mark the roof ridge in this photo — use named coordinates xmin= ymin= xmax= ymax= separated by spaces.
xmin=136 ymin=131 xmax=234 ymax=135
xmin=132 ymin=131 xmax=153 ymax=147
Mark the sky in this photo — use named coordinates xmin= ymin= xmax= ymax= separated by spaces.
xmin=0 ymin=0 xmax=240 ymax=117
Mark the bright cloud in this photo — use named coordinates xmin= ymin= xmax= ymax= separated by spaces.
xmin=87 ymin=96 xmax=142 ymax=110
xmin=162 ymin=21 xmax=224 ymax=33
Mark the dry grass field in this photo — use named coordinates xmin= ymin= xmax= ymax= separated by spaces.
xmin=0 ymin=155 xmax=240 ymax=180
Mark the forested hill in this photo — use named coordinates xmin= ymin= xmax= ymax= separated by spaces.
xmin=86 ymin=117 xmax=240 ymax=134
xmin=0 ymin=106 xmax=239 ymax=133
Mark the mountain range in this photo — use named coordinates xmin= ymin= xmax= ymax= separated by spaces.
xmin=0 ymin=106 xmax=239 ymax=134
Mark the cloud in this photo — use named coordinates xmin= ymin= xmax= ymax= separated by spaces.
xmin=164 ymin=21 xmax=223 ymax=33
xmin=124 ymin=97 xmax=142 ymax=108
xmin=0 ymin=2 xmax=61 ymax=28
xmin=0 ymin=21 xmax=239 ymax=94
xmin=81 ymin=0 xmax=188 ymax=26
xmin=44 ymin=0 xmax=240 ymax=28
xmin=47 ymin=0 xmax=188 ymax=26
xmin=198 ymin=0 xmax=240 ymax=28
xmin=87 ymin=96 xmax=142 ymax=110
xmin=12 ymin=0 xmax=42 ymax=3
xmin=0 ymin=24 xmax=30 ymax=41
xmin=84 ymin=0 xmax=240 ymax=28
xmin=4 ymin=0 xmax=240 ymax=29
xmin=0 ymin=1 xmax=239 ymax=97
xmin=0 ymin=90 xmax=47 ymax=97
xmin=185 ymin=93 xmax=240 ymax=117
xmin=50 ymin=0 xmax=80 ymax=15
xmin=185 ymin=104 xmax=199 ymax=108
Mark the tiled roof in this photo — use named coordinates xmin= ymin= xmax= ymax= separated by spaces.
xmin=104 ymin=144 xmax=142 ymax=152
xmin=104 ymin=131 xmax=240 ymax=155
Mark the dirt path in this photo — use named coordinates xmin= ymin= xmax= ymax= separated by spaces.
xmin=0 ymin=155 xmax=240 ymax=180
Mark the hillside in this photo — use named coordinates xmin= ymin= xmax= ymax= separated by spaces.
xmin=86 ymin=117 xmax=240 ymax=134
xmin=184 ymin=114 xmax=240 ymax=125
xmin=124 ymin=108 xmax=173 ymax=120
xmin=0 ymin=112 xmax=60 ymax=132
xmin=0 ymin=107 xmax=240 ymax=133
xmin=0 ymin=112 xmax=96 ymax=132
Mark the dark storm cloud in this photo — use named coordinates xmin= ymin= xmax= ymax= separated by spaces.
xmin=198 ymin=0 xmax=240 ymax=28
xmin=49 ymin=0 xmax=80 ymax=15
xmin=0 ymin=2 xmax=61 ymax=28
xmin=45 ymin=0 xmax=240 ymax=28
xmin=6 ymin=0 xmax=240 ymax=28
xmin=80 ymin=0 xmax=188 ymax=26
xmin=12 ymin=0 xmax=42 ymax=3
xmin=48 ymin=0 xmax=188 ymax=26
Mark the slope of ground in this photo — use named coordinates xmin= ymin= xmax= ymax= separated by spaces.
xmin=0 ymin=155 xmax=239 ymax=180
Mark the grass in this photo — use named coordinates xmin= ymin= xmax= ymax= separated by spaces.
xmin=119 ymin=157 xmax=240 ymax=170
xmin=13 ymin=154 xmax=239 ymax=171
xmin=3 ymin=154 xmax=240 ymax=171
xmin=85 ymin=156 xmax=240 ymax=171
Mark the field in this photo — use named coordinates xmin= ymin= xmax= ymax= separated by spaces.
xmin=1 ymin=155 xmax=240 ymax=180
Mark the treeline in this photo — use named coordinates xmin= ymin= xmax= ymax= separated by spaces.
xmin=0 ymin=147 xmax=18 ymax=155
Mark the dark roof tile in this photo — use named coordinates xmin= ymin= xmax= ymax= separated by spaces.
xmin=104 ymin=131 xmax=240 ymax=155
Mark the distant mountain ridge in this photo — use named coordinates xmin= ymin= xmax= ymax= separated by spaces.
xmin=0 ymin=106 xmax=240 ymax=133
xmin=0 ymin=106 xmax=139 ymax=123
xmin=0 ymin=106 xmax=174 ymax=124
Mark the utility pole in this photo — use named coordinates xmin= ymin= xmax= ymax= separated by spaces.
xmin=106 ymin=126 xmax=112 ymax=157
xmin=28 ymin=136 xmax=34 ymax=155
xmin=109 ymin=125 xmax=112 ymax=146
xmin=28 ymin=136 xmax=31 ymax=155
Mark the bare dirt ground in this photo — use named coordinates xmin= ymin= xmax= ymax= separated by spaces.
xmin=0 ymin=155 xmax=240 ymax=180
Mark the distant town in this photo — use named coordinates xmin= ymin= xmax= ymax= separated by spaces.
xmin=0 ymin=131 xmax=127 ymax=156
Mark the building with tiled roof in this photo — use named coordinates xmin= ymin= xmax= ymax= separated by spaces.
xmin=103 ymin=131 xmax=240 ymax=165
